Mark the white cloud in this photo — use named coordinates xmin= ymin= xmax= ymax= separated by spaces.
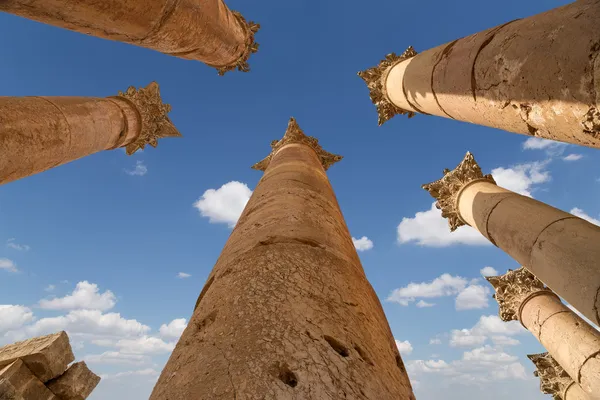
xmin=570 ymin=207 xmax=600 ymax=226
xmin=522 ymin=137 xmax=566 ymax=151
xmin=455 ymin=284 xmax=490 ymax=310
xmin=395 ymin=340 xmax=413 ymax=355
xmin=39 ymin=281 xmax=116 ymax=311
xmin=429 ymin=338 xmax=442 ymax=345
xmin=193 ymin=181 xmax=252 ymax=227
xmin=84 ymin=351 xmax=150 ymax=366
xmin=449 ymin=315 xmax=526 ymax=348
xmin=480 ymin=267 xmax=498 ymax=277
xmin=159 ymin=318 xmax=187 ymax=340
xmin=490 ymin=336 xmax=520 ymax=346
xmin=563 ymin=153 xmax=583 ymax=161
xmin=352 ymin=236 xmax=374 ymax=251
xmin=387 ymin=274 xmax=468 ymax=306
xmin=0 ymin=305 xmax=33 ymax=333
xmin=44 ymin=284 xmax=56 ymax=292
xmin=462 ymin=345 xmax=518 ymax=363
xmin=115 ymin=336 xmax=174 ymax=355
xmin=491 ymin=161 xmax=550 ymax=197
xmin=0 ymin=258 xmax=18 ymax=273
xmin=6 ymin=239 xmax=30 ymax=251
xmin=397 ymin=203 xmax=490 ymax=247
xmin=416 ymin=300 xmax=435 ymax=308
xmin=124 ymin=160 xmax=148 ymax=176
xmin=101 ymin=368 xmax=159 ymax=380
xmin=176 ymin=272 xmax=191 ymax=279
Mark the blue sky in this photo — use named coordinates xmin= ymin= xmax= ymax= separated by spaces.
xmin=1 ymin=0 xmax=599 ymax=398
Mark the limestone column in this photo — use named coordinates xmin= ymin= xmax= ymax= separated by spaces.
xmin=422 ymin=152 xmax=600 ymax=325
xmin=529 ymin=352 xmax=591 ymax=400
xmin=0 ymin=0 xmax=259 ymax=75
xmin=487 ymin=267 xmax=600 ymax=398
xmin=358 ymin=0 xmax=600 ymax=148
xmin=151 ymin=118 xmax=415 ymax=399
xmin=0 ymin=82 xmax=181 ymax=185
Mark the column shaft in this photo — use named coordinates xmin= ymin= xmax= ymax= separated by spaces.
xmin=459 ymin=180 xmax=600 ymax=325
xmin=0 ymin=82 xmax=180 ymax=185
xmin=0 ymin=0 xmax=259 ymax=73
xmin=363 ymin=0 xmax=600 ymax=148
xmin=151 ymin=121 xmax=415 ymax=399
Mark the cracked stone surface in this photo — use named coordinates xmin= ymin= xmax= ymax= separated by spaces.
xmin=151 ymin=132 xmax=415 ymax=399
xmin=0 ymin=359 xmax=58 ymax=400
xmin=46 ymin=361 xmax=100 ymax=400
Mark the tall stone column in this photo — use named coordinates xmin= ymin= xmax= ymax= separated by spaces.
xmin=487 ymin=268 xmax=600 ymax=398
xmin=0 ymin=0 xmax=259 ymax=75
xmin=358 ymin=0 xmax=600 ymax=148
xmin=422 ymin=152 xmax=600 ymax=325
xmin=529 ymin=353 xmax=591 ymax=400
xmin=0 ymin=82 xmax=181 ymax=185
xmin=151 ymin=118 xmax=415 ymax=399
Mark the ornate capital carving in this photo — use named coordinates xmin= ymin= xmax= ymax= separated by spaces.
xmin=529 ymin=352 xmax=572 ymax=399
xmin=116 ymin=82 xmax=181 ymax=155
xmin=357 ymin=46 xmax=418 ymax=126
xmin=422 ymin=152 xmax=495 ymax=231
xmin=252 ymin=117 xmax=342 ymax=171
xmin=213 ymin=11 xmax=260 ymax=76
xmin=486 ymin=267 xmax=555 ymax=322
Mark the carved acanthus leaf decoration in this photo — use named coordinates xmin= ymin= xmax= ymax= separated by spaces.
xmin=529 ymin=352 xmax=572 ymax=400
xmin=422 ymin=152 xmax=495 ymax=231
xmin=252 ymin=117 xmax=343 ymax=171
xmin=357 ymin=46 xmax=418 ymax=126
xmin=116 ymin=82 xmax=181 ymax=155
xmin=486 ymin=267 xmax=555 ymax=322
xmin=213 ymin=11 xmax=260 ymax=76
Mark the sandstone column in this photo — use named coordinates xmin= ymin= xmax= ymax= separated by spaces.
xmin=0 ymin=0 xmax=259 ymax=75
xmin=422 ymin=152 xmax=600 ymax=325
xmin=487 ymin=268 xmax=600 ymax=398
xmin=529 ymin=352 xmax=591 ymax=400
xmin=0 ymin=82 xmax=181 ymax=185
xmin=151 ymin=118 xmax=415 ymax=399
xmin=358 ymin=0 xmax=600 ymax=148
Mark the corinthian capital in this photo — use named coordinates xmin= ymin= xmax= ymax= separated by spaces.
xmin=486 ymin=267 xmax=555 ymax=322
xmin=529 ymin=352 xmax=572 ymax=399
xmin=213 ymin=12 xmax=260 ymax=76
xmin=115 ymin=82 xmax=181 ymax=155
xmin=252 ymin=118 xmax=342 ymax=171
xmin=422 ymin=152 xmax=495 ymax=231
xmin=358 ymin=46 xmax=418 ymax=126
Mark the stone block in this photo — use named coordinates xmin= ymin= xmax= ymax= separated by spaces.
xmin=0 ymin=359 xmax=57 ymax=400
xmin=0 ymin=331 xmax=74 ymax=382
xmin=47 ymin=361 xmax=100 ymax=400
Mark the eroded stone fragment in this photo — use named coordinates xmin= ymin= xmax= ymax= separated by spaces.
xmin=46 ymin=361 xmax=101 ymax=400
xmin=0 ymin=359 xmax=57 ymax=400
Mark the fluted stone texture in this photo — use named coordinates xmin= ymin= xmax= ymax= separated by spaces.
xmin=151 ymin=120 xmax=415 ymax=399
xmin=0 ymin=0 xmax=259 ymax=73
xmin=0 ymin=82 xmax=180 ymax=185
xmin=362 ymin=0 xmax=600 ymax=148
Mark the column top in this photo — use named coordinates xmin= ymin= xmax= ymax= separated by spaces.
xmin=211 ymin=11 xmax=260 ymax=76
xmin=422 ymin=152 xmax=496 ymax=231
xmin=115 ymin=82 xmax=181 ymax=155
xmin=251 ymin=117 xmax=343 ymax=171
xmin=486 ymin=267 xmax=555 ymax=322
xmin=528 ymin=352 xmax=572 ymax=398
xmin=357 ymin=46 xmax=418 ymax=126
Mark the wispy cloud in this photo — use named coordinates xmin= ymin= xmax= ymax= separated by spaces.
xmin=176 ymin=272 xmax=191 ymax=279
xmin=124 ymin=160 xmax=148 ymax=176
xmin=0 ymin=258 xmax=18 ymax=273
xmin=6 ymin=239 xmax=30 ymax=251
xmin=563 ymin=153 xmax=583 ymax=162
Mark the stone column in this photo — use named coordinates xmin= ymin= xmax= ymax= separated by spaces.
xmin=0 ymin=82 xmax=181 ymax=185
xmin=529 ymin=352 xmax=591 ymax=400
xmin=0 ymin=0 xmax=259 ymax=75
xmin=422 ymin=152 xmax=600 ymax=325
xmin=358 ymin=0 xmax=600 ymax=148
xmin=487 ymin=268 xmax=600 ymax=398
xmin=151 ymin=118 xmax=415 ymax=399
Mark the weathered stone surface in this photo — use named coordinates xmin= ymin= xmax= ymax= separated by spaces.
xmin=0 ymin=360 xmax=57 ymax=400
xmin=46 ymin=361 xmax=100 ymax=400
xmin=0 ymin=332 xmax=74 ymax=382
xmin=151 ymin=118 xmax=415 ymax=399
xmin=0 ymin=377 xmax=23 ymax=400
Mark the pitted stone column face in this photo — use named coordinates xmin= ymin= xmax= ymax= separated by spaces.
xmin=151 ymin=118 xmax=415 ymax=400
xmin=359 ymin=0 xmax=600 ymax=148
xmin=0 ymin=0 xmax=259 ymax=74
xmin=0 ymin=82 xmax=181 ymax=185
xmin=529 ymin=353 xmax=591 ymax=400
xmin=424 ymin=152 xmax=600 ymax=326
xmin=488 ymin=268 xmax=600 ymax=399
